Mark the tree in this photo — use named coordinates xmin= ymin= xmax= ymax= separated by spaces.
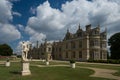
xmin=0 ymin=44 xmax=13 ymax=56
xmin=108 ymin=32 xmax=120 ymax=59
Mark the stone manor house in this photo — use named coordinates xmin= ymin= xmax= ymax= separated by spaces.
xmin=29 ymin=24 xmax=107 ymax=61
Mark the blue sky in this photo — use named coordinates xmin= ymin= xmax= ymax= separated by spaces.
xmin=0 ymin=0 xmax=120 ymax=53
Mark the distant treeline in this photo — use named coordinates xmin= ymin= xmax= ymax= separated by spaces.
xmin=0 ymin=44 xmax=13 ymax=56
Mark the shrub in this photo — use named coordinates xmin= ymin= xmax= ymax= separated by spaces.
xmin=7 ymin=59 xmax=9 ymax=62
xmin=108 ymin=59 xmax=120 ymax=64
xmin=6 ymin=58 xmax=9 ymax=62
xmin=88 ymin=59 xmax=120 ymax=64
xmin=17 ymin=55 xmax=21 ymax=58
xmin=70 ymin=59 xmax=75 ymax=63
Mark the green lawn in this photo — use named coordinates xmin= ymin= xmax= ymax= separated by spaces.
xmin=30 ymin=60 xmax=120 ymax=77
xmin=30 ymin=60 xmax=69 ymax=65
xmin=0 ymin=58 xmax=21 ymax=62
xmin=0 ymin=61 xmax=116 ymax=80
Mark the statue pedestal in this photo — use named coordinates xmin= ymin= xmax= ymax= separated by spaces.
xmin=46 ymin=61 xmax=49 ymax=66
xmin=5 ymin=61 xmax=10 ymax=67
xmin=21 ymin=61 xmax=31 ymax=76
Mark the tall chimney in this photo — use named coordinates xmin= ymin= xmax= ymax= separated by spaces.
xmin=86 ymin=24 xmax=91 ymax=31
xmin=36 ymin=41 xmax=39 ymax=48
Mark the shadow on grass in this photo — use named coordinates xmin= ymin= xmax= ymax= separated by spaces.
xmin=9 ymin=71 xmax=21 ymax=75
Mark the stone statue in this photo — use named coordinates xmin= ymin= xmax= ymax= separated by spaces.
xmin=21 ymin=41 xmax=30 ymax=61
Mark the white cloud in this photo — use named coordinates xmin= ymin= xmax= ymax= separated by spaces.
xmin=9 ymin=0 xmax=20 ymax=2
xmin=25 ymin=27 xmax=46 ymax=43
xmin=30 ymin=33 xmax=46 ymax=43
xmin=30 ymin=7 xmax=36 ymax=15
xmin=12 ymin=11 xmax=22 ymax=17
xmin=26 ymin=0 xmax=120 ymax=42
xmin=15 ymin=41 xmax=22 ymax=54
xmin=27 ymin=1 xmax=66 ymax=32
xmin=107 ymin=0 xmax=120 ymax=4
xmin=0 ymin=0 xmax=21 ymax=43
xmin=0 ymin=0 xmax=13 ymax=23
xmin=0 ymin=23 xmax=21 ymax=43
xmin=17 ymin=24 xmax=24 ymax=31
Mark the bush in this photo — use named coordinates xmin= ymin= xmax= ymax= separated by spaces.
xmin=70 ymin=59 xmax=75 ymax=63
xmin=17 ymin=55 xmax=21 ymax=58
xmin=88 ymin=59 xmax=120 ymax=64
xmin=107 ymin=59 xmax=120 ymax=64
xmin=0 ymin=44 xmax=13 ymax=56
xmin=6 ymin=57 xmax=9 ymax=62
xmin=6 ymin=59 xmax=9 ymax=62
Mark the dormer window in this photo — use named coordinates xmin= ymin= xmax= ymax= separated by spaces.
xmin=103 ymin=35 xmax=106 ymax=39
xmin=48 ymin=47 xmax=51 ymax=51
xmin=93 ymin=30 xmax=99 ymax=35
xmin=95 ymin=31 xmax=98 ymax=34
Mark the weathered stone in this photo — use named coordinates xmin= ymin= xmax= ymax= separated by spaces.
xmin=5 ymin=62 xmax=10 ymax=67
xmin=21 ymin=61 xmax=31 ymax=76
xmin=71 ymin=63 xmax=75 ymax=68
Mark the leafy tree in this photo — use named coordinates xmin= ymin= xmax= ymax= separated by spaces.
xmin=108 ymin=32 xmax=120 ymax=59
xmin=0 ymin=44 xmax=13 ymax=56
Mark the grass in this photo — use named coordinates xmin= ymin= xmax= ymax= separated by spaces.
xmin=0 ymin=58 xmax=21 ymax=62
xmin=30 ymin=60 xmax=69 ymax=65
xmin=0 ymin=61 xmax=113 ymax=80
xmin=30 ymin=60 xmax=120 ymax=77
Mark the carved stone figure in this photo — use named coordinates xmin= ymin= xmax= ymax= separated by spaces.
xmin=22 ymin=42 xmax=30 ymax=61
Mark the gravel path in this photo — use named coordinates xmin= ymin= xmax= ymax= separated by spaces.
xmin=84 ymin=67 xmax=120 ymax=80
xmin=0 ymin=61 xmax=5 ymax=64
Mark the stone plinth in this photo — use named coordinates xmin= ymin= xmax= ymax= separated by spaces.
xmin=21 ymin=61 xmax=31 ymax=76
xmin=46 ymin=61 xmax=49 ymax=66
xmin=5 ymin=62 xmax=10 ymax=67
xmin=71 ymin=63 xmax=75 ymax=68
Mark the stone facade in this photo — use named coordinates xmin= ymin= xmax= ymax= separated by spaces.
xmin=29 ymin=24 xmax=107 ymax=61
xmin=29 ymin=40 xmax=53 ymax=60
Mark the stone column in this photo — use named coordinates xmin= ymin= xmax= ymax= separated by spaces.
xmin=82 ymin=34 xmax=90 ymax=61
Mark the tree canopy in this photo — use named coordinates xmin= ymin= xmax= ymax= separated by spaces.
xmin=108 ymin=32 xmax=120 ymax=59
xmin=0 ymin=44 xmax=13 ymax=56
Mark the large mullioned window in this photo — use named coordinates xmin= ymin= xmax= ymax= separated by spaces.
xmin=66 ymin=52 xmax=68 ymax=58
xmin=79 ymin=41 xmax=82 ymax=48
xmin=79 ymin=51 xmax=82 ymax=58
